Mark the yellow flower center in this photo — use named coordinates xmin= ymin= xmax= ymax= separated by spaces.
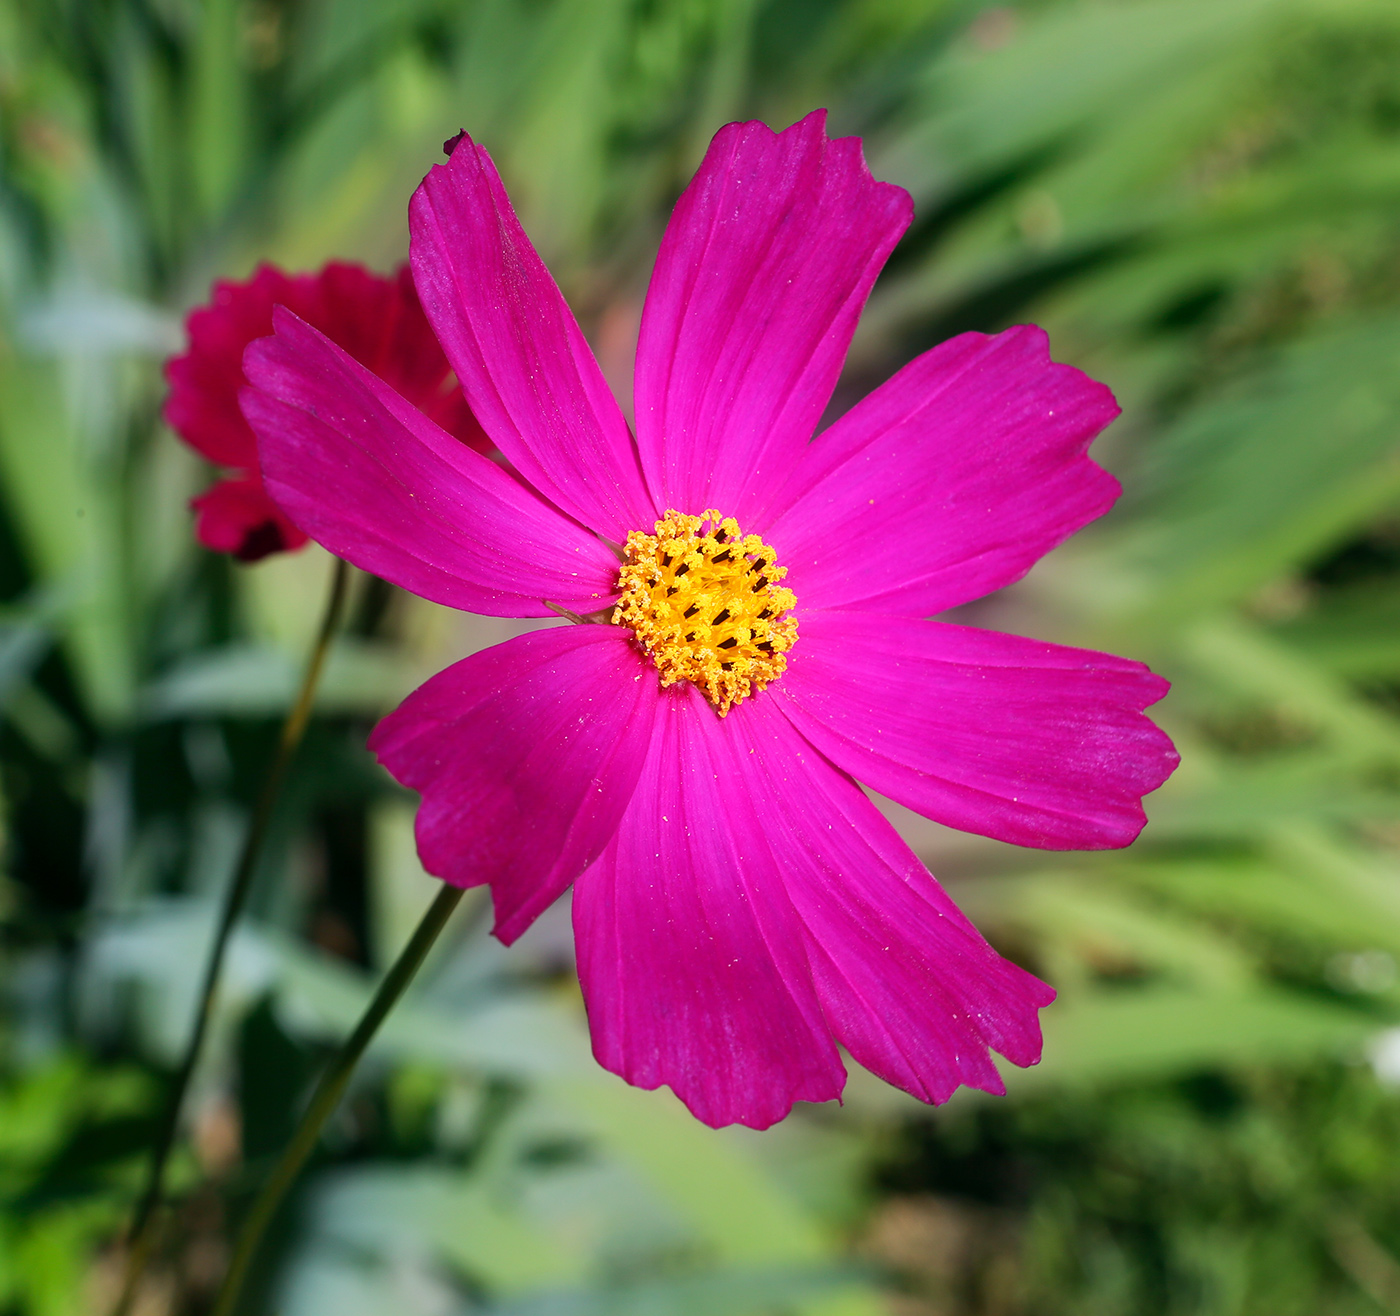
xmin=612 ymin=509 xmax=799 ymax=717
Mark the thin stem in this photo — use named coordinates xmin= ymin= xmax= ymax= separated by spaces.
xmin=113 ymin=557 xmax=351 ymax=1316
xmin=211 ymin=882 xmax=465 ymax=1316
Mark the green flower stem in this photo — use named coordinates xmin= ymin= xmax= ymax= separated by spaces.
xmin=113 ymin=556 xmax=351 ymax=1316
xmin=211 ymin=881 xmax=466 ymax=1316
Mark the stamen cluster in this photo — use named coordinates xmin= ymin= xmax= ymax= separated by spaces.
xmin=612 ymin=509 xmax=799 ymax=716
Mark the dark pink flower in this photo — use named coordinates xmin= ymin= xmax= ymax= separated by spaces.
xmin=240 ymin=112 xmax=1178 ymax=1128
xmin=166 ymin=261 xmax=488 ymax=561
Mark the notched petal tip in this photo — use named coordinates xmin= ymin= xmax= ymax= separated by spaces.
xmin=708 ymin=697 xmax=1056 ymax=1109
xmin=706 ymin=106 xmax=914 ymax=223
xmin=769 ymin=323 xmax=1128 ymax=616
xmin=778 ymin=613 xmax=1179 ymax=855
xmin=1039 ymin=326 xmax=1122 ymax=429
xmin=633 ymin=105 xmax=913 ymax=525
xmin=606 ymin=1067 xmax=846 ymax=1133
xmin=409 ymin=133 xmax=654 ymax=542
xmin=572 ymin=688 xmax=847 ymax=1130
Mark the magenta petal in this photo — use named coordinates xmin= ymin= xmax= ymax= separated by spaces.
xmin=370 ymin=627 xmax=654 ymax=943
xmin=572 ymin=683 xmax=845 ymax=1129
xmin=410 ymin=136 xmax=655 ymax=542
xmin=767 ymin=326 xmax=1121 ymax=615
xmin=242 ymin=309 xmax=620 ymax=617
xmin=727 ymin=699 xmax=1054 ymax=1104
xmin=777 ymin=610 xmax=1178 ymax=849
xmin=633 ymin=111 xmax=911 ymax=527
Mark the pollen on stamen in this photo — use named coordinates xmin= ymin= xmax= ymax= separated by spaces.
xmin=611 ymin=508 xmax=799 ymax=716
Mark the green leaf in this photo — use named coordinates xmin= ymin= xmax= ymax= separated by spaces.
xmin=0 ymin=352 xmax=132 ymax=720
xmin=1023 ymin=986 xmax=1380 ymax=1089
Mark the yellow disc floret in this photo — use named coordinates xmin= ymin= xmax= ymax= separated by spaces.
xmin=612 ymin=509 xmax=799 ymax=716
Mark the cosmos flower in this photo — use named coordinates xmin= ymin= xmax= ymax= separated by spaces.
xmin=240 ymin=112 xmax=1178 ymax=1129
xmin=166 ymin=261 xmax=487 ymax=561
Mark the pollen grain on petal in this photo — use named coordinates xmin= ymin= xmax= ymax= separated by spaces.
xmin=612 ymin=508 xmax=798 ymax=715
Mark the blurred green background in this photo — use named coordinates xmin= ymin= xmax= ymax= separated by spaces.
xmin=4 ymin=0 xmax=1400 ymax=1311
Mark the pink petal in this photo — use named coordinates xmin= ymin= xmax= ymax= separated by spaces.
xmin=633 ymin=111 xmax=911 ymax=526
xmin=369 ymin=626 xmax=654 ymax=944
xmin=767 ymin=326 xmax=1121 ymax=615
xmin=165 ymin=262 xmax=487 ymax=483
xmin=410 ymin=136 xmax=655 ymax=543
xmin=727 ymin=697 xmax=1055 ymax=1105
xmin=572 ymin=683 xmax=845 ymax=1129
xmin=777 ymin=610 xmax=1177 ymax=849
xmin=167 ymin=267 xmax=288 ymax=470
xmin=242 ymin=309 xmax=620 ymax=617
xmin=306 ymin=263 xmax=491 ymax=450
xmin=191 ymin=474 xmax=307 ymax=561
xmin=166 ymin=262 xmax=486 ymax=563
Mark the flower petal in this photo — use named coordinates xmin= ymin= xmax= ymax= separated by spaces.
xmin=572 ymin=682 xmax=845 ymax=1129
xmin=312 ymin=263 xmax=491 ymax=450
xmin=633 ymin=111 xmax=912 ymax=526
xmin=728 ymin=698 xmax=1055 ymax=1104
xmin=776 ymin=610 xmax=1177 ymax=849
xmin=767 ymin=326 xmax=1121 ymax=615
xmin=191 ymin=475 xmax=307 ymax=561
xmin=165 ymin=261 xmax=487 ymax=471
xmin=243 ymin=309 xmax=620 ymax=617
xmin=370 ymin=626 xmax=654 ymax=944
xmin=167 ymin=269 xmax=285 ymax=470
xmin=410 ymin=136 xmax=654 ymax=542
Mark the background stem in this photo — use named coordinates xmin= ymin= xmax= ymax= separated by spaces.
xmin=113 ymin=557 xmax=351 ymax=1316
xmin=211 ymin=881 xmax=465 ymax=1316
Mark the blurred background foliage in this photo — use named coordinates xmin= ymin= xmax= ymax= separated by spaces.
xmin=2 ymin=0 xmax=1400 ymax=1311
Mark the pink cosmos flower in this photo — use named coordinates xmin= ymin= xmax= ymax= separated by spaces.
xmin=240 ymin=112 xmax=1178 ymax=1129
xmin=166 ymin=261 xmax=487 ymax=561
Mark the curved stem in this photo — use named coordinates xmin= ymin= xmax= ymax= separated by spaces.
xmin=211 ymin=882 xmax=465 ymax=1316
xmin=113 ymin=557 xmax=351 ymax=1316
